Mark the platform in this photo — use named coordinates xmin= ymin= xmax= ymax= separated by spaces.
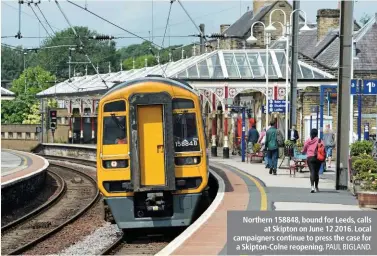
xmin=157 ymin=153 xmax=366 ymax=256
xmin=1 ymin=149 xmax=49 ymax=187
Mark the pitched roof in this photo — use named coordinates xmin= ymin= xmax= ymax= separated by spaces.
xmin=274 ymin=13 xmax=377 ymax=72
xmin=222 ymin=1 xmax=305 ymax=38
xmin=1 ymin=87 xmax=15 ymax=96
xmin=36 ymin=49 xmax=335 ymax=98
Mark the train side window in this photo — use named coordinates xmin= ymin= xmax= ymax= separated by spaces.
xmin=104 ymin=100 xmax=126 ymax=112
xmin=172 ymin=98 xmax=194 ymax=109
xmin=173 ymin=113 xmax=200 ymax=152
xmin=103 ymin=115 xmax=127 ymax=145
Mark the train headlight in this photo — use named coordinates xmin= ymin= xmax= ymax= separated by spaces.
xmin=103 ymin=160 xmax=128 ymax=169
xmin=175 ymin=177 xmax=202 ymax=189
xmin=174 ymin=156 xmax=201 ymax=166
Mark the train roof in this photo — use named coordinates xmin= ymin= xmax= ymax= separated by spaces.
xmin=103 ymin=76 xmax=197 ymax=97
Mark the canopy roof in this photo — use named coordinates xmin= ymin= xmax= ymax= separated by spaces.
xmin=37 ymin=49 xmax=335 ymax=98
xmin=1 ymin=87 xmax=15 ymax=100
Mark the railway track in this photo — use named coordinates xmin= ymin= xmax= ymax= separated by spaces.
xmin=100 ymin=229 xmax=182 ymax=255
xmin=1 ymin=163 xmax=99 ymax=255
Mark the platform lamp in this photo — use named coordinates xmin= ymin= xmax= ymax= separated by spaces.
xmin=246 ymin=21 xmax=270 ymax=129
xmin=265 ymin=8 xmax=311 ymax=137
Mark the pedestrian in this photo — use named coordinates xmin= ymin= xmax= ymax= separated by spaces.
xmin=247 ymin=124 xmax=259 ymax=154
xmin=265 ymin=121 xmax=279 ymax=175
xmin=289 ymin=125 xmax=299 ymax=144
xmin=323 ymin=124 xmax=335 ymax=169
xmin=258 ymin=127 xmax=269 ymax=168
xmin=302 ymin=128 xmax=324 ymax=193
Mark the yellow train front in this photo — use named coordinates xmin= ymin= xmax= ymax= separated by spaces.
xmin=96 ymin=76 xmax=209 ymax=229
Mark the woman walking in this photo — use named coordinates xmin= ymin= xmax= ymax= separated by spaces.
xmin=302 ymin=128 xmax=323 ymax=193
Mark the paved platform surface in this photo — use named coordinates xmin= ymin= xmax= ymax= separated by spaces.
xmin=161 ymin=149 xmax=369 ymax=256
xmin=1 ymin=150 xmax=30 ymax=177
xmin=1 ymin=149 xmax=49 ymax=185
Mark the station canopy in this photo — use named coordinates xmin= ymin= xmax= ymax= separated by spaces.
xmin=1 ymin=87 xmax=16 ymax=100
xmin=37 ymin=49 xmax=335 ymax=98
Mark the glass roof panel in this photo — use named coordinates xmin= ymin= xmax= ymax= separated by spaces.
xmin=177 ymin=70 xmax=187 ymax=78
xmin=208 ymin=53 xmax=223 ymax=78
xmin=197 ymin=60 xmax=210 ymax=78
xmin=223 ymin=53 xmax=240 ymax=78
xmin=234 ymin=52 xmax=253 ymax=78
xmin=296 ymin=63 xmax=303 ymax=79
xmin=313 ymin=70 xmax=325 ymax=79
xmin=259 ymin=52 xmax=278 ymax=78
xmin=275 ymin=52 xmax=287 ymax=78
xmin=187 ymin=65 xmax=199 ymax=78
xmin=301 ymin=65 xmax=314 ymax=79
xmin=247 ymin=53 xmax=264 ymax=78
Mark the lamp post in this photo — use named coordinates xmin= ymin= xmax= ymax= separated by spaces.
xmin=266 ymin=20 xmax=289 ymax=139
xmin=264 ymin=8 xmax=311 ymax=138
xmin=246 ymin=21 xmax=270 ymax=129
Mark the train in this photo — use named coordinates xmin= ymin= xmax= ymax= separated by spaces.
xmin=96 ymin=75 xmax=210 ymax=230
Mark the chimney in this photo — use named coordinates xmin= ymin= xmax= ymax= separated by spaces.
xmin=316 ymin=9 xmax=340 ymax=41
xmin=220 ymin=24 xmax=230 ymax=34
xmin=253 ymin=0 xmax=274 ymax=14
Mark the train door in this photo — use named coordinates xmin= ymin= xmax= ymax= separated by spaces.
xmin=137 ymin=105 xmax=166 ymax=186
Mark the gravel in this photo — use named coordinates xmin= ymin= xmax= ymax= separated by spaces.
xmin=58 ymin=222 xmax=122 ymax=255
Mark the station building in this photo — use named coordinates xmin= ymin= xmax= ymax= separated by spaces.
xmin=5 ymin=0 xmax=376 ymax=155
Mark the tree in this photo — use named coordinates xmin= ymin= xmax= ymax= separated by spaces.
xmin=1 ymin=66 xmax=56 ymax=124
xmin=360 ymin=13 xmax=371 ymax=25
xmin=34 ymin=26 xmax=120 ymax=79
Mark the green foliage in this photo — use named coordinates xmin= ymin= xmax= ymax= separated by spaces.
xmin=284 ymin=140 xmax=294 ymax=147
xmin=35 ymin=26 xmax=119 ymax=78
xmin=353 ymin=153 xmax=377 ymax=191
xmin=353 ymin=158 xmax=377 ymax=174
xmin=1 ymin=66 xmax=56 ymax=124
xmin=253 ymin=143 xmax=261 ymax=153
xmin=1 ymin=46 xmax=24 ymax=81
xmin=350 ymin=140 xmax=374 ymax=156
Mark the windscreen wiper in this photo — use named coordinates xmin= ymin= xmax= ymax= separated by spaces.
xmin=111 ymin=113 xmax=125 ymax=130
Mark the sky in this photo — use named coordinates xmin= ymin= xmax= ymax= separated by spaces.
xmin=1 ymin=0 xmax=376 ymax=50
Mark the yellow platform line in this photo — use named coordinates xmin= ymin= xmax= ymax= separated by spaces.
xmin=233 ymin=168 xmax=268 ymax=211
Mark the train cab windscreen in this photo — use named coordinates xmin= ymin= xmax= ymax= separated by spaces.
xmin=173 ymin=113 xmax=200 ymax=152
xmin=103 ymin=115 xmax=127 ymax=145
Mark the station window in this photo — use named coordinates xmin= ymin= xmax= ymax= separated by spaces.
xmin=26 ymin=132 xmax=31 ymax=139
xmin=17 ymin=132 xmax=22 ymax=139
xmin=103 ymin=115 xmax=127 ymax=145
xmin=1 ymin=132 xmax=4 ymax=138
xmin=173 ymin=113 xmax=200 ymax=152
xmin=8 ymin=132 xmax=13 ymax=139
xmin=104 ymin=100 xmax=126 ymax=112
xmin=172 ymin=98 xmax=194 ymax=109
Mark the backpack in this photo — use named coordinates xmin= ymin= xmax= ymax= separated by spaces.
xmin=276 ymin=130 xmax=284 ymax=147
xmin=315 ymin=139 xmax=326 ymax=162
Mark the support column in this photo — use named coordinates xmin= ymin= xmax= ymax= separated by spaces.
xmin=211 ymin=93 xmax=217 ymax=157
xmin=91 ymin=100 xmax=95 ymax=144
xmin=223 ymin=86 xmax=229 ymax=158
xmin=68 ymin=100 xmax=72 ymax=143
xmin=80 ymin=100 xmax=84 ymax=144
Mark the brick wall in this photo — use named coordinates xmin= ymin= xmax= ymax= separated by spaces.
xmin=317 ymin=9 xmax=340 ymax=41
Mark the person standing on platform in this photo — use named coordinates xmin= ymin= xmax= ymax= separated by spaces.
xmin=265 ymin=121 xmax=279 ymax=175
xmin=258 ymin=127 xmax=269 ymax=168
xmin=302 ymin=128 xmax=324 ymax=193
xmin=289 ymin=125 xmax=299 ymax=144
xmin=247 ymin=125 xmax=259 ymax=154
xmin=323 ymin=124 xmax=335 ymax=169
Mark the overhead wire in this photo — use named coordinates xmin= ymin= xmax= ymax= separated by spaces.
xmin=35 ymin=3 xmax=56 ymax=36
xmin=2 ymin=1 xmax=61 ymax=31
xmin=54 ymin=0 xmax=108 ymax=89
xmin=159 ymin=0 xmax=175 ymax=77
xmin=66 ymin=0 xmax=163 ymax=49
xmin=176 ymin=0 xmax=208 ymax=44
xmin=27 ymin=2 xmax=52 ymax=39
